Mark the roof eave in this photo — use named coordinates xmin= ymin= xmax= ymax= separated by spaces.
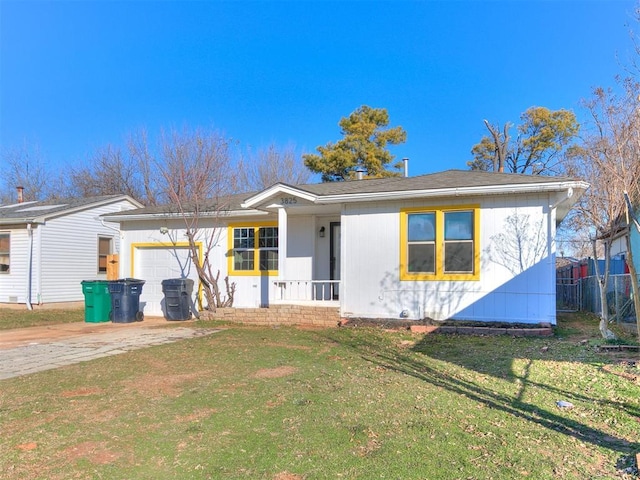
xmin=315 ymin=181 xmax=590 ymax=204
xmin=241 ymin=184 xmax=318 ymax=208
xmin=103 ymin=208 xmax=268 ymax=222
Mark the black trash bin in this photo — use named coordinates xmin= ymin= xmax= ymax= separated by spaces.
xmin=108 ymin=278 xmax=146 ymax=323
xmin=161 ymin=278 xmax=194 ymax=321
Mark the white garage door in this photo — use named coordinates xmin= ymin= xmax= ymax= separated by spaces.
xmin=133 ymin=246 xmax=200 ymax=317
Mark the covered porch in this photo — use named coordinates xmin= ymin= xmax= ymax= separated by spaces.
xmin=241 ymin=187 xmax=343 ymax=308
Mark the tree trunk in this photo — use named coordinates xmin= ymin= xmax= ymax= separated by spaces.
xmin=593 ymin=239 xmax=617 ymax=340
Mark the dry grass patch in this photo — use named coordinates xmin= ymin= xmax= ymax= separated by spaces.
xmin=254 ymin=366 xmax=298 ymax=378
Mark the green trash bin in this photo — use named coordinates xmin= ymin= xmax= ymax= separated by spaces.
xmin=81 ymin=280 xmax=111 ymax=323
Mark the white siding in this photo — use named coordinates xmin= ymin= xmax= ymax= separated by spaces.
xmin=134 ymin=246 xmax=200 ymax=317
xmin=37 ymin=200 xmax=135 ymax=303
xmin=122 ymin=217 xmax=242 ymax=311
xmin=0 ymin=227 xmax=29 ymax=303
xmin=285 ymin=216 xmax=315 ymax=280
xmin=117 ymin=192 xmax=559 ymax=324
xmin=340 ymin=194 xmax=558 ymax=324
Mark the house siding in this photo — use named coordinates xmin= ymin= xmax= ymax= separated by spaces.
xmin=115 ymin=186 xmax=568 ymax=325
xmin=122 ymin=217 xmax=243 ymax=313
xmin=0 ymin=227 xmax=29 ymax=303
xmin=340 ymin=193 xmax=556 ymax=324
xmin=120 ymin=214 xmax=323 ymax=313
xmin=37 ymin=200 xmax=131 ymax=304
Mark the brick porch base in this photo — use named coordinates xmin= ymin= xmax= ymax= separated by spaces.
xmin=203 ymin=305 xmax=341 ymax=327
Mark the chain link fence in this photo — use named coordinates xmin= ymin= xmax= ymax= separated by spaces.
xmin=557 ymin=274 xmax=638 ymax=328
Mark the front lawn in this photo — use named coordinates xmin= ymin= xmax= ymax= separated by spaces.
xmin=0 ymin=312 xmax=638 ymax=479
xmin=0 ymin=307 xmax=84 ymax=330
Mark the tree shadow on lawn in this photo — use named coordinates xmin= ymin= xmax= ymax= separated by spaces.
xmin=323 ymin=328 xmax=639 ymax=461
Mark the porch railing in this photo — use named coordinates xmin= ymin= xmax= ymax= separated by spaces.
xmin=272 ymin=280 xmax=340 ymax=303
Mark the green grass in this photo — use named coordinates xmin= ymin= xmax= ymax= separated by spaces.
xmin=0 ymin=307 xmax=84 ymax=329
xmin=0 ymin=313 xmax=639 ymax=479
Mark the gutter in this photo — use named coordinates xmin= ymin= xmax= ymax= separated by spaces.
xmin=314 ymin=181 xmax=589 ymax=205
xmin=26 ymin=223 xmax=33 ymax=310
xmin=103 ymin=208 xmax=268 ymax=223
xmin=239 ymin=180 xmax=589 ymax=208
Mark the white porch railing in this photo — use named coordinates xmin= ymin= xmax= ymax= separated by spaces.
xmin=272 ymin=280 xmax=340 ymax=304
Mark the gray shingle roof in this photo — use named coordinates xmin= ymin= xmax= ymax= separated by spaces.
xmin=0 ymin=195 xmax=137 ymax=224
xmin=104 ymin=169 xmax=587 ymax=219
xmin=291 ymin=169 xmax=579 ymax=196
xmin=106 ymin=192 xmax=258 ymax=217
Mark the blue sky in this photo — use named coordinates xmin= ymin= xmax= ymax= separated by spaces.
xmin=1 ymin=0 xmax=637 ymax=178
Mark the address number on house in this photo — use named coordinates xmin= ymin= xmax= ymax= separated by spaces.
xmin=280 ymin=197 xmax=298 ymax=205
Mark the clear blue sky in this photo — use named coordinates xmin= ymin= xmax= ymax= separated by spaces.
xmin=1 ymin=0 xmax=637 ymax=177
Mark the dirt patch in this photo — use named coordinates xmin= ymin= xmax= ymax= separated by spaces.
xmin=254 ymin=366 xmax=298 ymax=379
xmin=602 ymin=360 xmax=640 ymax=383
xmin=273 ymin=472 xmax=304 ymax=480
xmin=123 ymin=372 xmax=205 ymax=397
xmin=60 ymin=387 xmax=103 ymax=398
xmin=266 ymin=394 xmax=287 ymax=408
xmin=174 ymin=408 xmax=218 ymax=423
xmin=63 ymin=441 xmax=121 ymax=465
xmin=262 ymin=342 xmax=312 ymax=351
xmin=15 ymin=442 xmax=38 ymax=451
xmin=0 ymin=316 xmax=169 ymax=349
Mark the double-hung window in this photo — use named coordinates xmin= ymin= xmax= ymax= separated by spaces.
xmin=229 ymin=223 xmax=279 ymax=275
xmin=401 ymin=206 xmax=479 ymax=281
xmin=98 ymin=237 xmax=112 ymax=274
xmin=0 ymin=233 xmax=9 ymax=273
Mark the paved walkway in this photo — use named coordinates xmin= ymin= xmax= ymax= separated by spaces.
xmin=0 ymin=319 xmax=221 ymax=380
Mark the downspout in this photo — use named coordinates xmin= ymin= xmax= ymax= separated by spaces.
xmin=26 ymin=223 xmax=33 ymax=310
xmin=100 ymin=217 xmax=121 ymax=235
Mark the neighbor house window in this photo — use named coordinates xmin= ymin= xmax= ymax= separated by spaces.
xmin=228 ymin=223 xmax=278 ymax=275
xmin=98 ymin=237 xmax=112 ymax=274
xmin=400 ymin=206 xmax=479 ymax=281
xmin=0 ymin=233 xmax=9 ymax=273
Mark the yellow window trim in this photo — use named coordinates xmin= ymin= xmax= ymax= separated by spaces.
xmin=130 ymin=241 xmax=204 ymax=308
xmin=227 ymin=221 xmax=279 ymax=276
xmin=400 ymin=205 xmax=480 ymax=281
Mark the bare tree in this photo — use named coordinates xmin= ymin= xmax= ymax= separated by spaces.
xmin=237 ymin=143 xmax=312 ymax=190
xmin=0 ymin=145 xmax=55 ymax=202
xmin=68 ymin=145 xmax=144 ymax=200
xmin=154 ymin=127 xmax=237 ymax=311
xmin=469 ymin=107 xmax=579 ymax=175
xmin=480 ymin=120 xmax=511 ymax=173
xmin=127 ymin=129 xmax=161 ymax=206
xmin=566 ymin=84 xmax=640 ymax=339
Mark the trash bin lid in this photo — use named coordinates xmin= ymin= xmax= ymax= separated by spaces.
xmin=112 ymin=278 xmax=146 ymax=285
xmin=161 ymin=278 xmax=194 ymax=286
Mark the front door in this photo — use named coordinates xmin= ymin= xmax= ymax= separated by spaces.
xmin=330 ymin=222 xmax=341 ymax=299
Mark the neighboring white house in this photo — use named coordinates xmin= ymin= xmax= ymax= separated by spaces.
xmin=104 ymin=170 xmax=588 ymax=325
xmin=0 ymin=195 xmax=142 ymax=308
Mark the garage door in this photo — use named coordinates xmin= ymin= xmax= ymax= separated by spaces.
xmin=133 ymin=246 xmax=200 ymax=317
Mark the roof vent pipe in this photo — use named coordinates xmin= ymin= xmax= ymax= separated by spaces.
xmin=355 ymin=167 xmax=364 ymax=180
xmin=403 ymin=158 xmax=409 ymax=177
xmin=16 ymin=186 xmax=24 ymax=203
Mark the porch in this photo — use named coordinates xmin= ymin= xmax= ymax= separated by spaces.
xmin=271 ymin=280 xmax=340 ymax=306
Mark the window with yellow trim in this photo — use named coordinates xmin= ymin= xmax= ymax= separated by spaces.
xmin=230 ymin=225 xmax=278 ymax=275
xmin=401 ymin=206 xmax=479 ymax=281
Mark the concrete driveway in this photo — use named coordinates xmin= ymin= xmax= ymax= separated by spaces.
xmin=0 ymin=318 xmax=221 ymax=380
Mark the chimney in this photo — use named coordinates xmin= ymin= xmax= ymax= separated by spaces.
xmin=403 ymin=158 xmax=409 ymax=177
xmin=16 ymin=186 xmax=24 ymax=203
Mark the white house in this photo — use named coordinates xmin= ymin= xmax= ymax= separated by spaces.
xmin=105 ymin=170 xmax=587 ymax=325
xmin=0 ymin=194 xmax=142 ymax=308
